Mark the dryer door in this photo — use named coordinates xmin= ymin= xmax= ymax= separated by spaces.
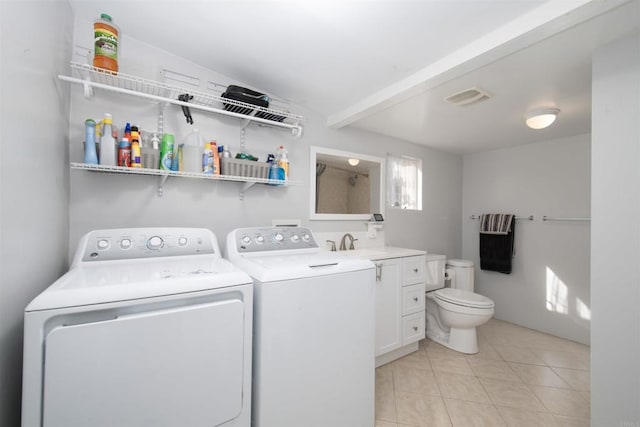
xmin=42 ymin=299 xmax=245 ymax=427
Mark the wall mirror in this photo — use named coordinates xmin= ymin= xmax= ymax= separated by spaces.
xmin=310 ymin=146 xmax=385 ymax=220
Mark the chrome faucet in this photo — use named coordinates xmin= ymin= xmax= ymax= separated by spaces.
xmin=339 ymin=233 xmax=358 ymax=251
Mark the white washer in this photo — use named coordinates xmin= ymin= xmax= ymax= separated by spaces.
xmin=226 ymin=227 xmax=375 ymax=427
xmin=22 ymin=228 xmax=253 ymax=427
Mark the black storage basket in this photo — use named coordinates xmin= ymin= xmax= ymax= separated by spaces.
xmin=221 ymin=85 xmax=286 ymax=122
xmin=221 ymin=85 xmax=269 ymax=115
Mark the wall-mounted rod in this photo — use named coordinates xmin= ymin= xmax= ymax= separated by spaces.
xmin=542 ymin=216 xmax=591 ymax=222
xmin=470 ymin=215 xmax=534 ymax=221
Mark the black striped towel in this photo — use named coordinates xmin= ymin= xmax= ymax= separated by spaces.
xmin=480 ymin=214 xmax=514 ymax=235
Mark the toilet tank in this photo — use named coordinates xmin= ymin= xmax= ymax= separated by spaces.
xmin=425 ymin=254 xmax=446 ymax=291
xmin=446 ymin=259 xmax=474 ymax=292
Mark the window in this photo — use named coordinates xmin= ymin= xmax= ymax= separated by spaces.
xmin=386 ymin=155 xmax=422 ymax=210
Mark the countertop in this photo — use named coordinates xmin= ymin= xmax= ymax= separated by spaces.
xmin=329 ymin=246 xmax=426 ymax=261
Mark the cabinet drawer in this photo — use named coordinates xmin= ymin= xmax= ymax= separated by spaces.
xmin=401 ymin=283 xmax=425 ymax=315
xmin=402 ymin=255 xmax=426 ymax=285
xmin=401 ymin=312 xmax=425 ymax=345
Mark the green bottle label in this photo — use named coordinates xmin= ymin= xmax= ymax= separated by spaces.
xmin=94 ymin=29 xmax=118 ymax=60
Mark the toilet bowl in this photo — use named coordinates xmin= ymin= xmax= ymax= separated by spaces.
xmin=424 ymin=258 xmax=494 ymax=354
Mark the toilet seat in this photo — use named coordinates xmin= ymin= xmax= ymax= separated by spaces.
xmin=434 ymin=288 xmax=494 ymax=309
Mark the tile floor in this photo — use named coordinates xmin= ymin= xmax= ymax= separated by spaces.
xmin=376 ymin=319 xmax=590 ymax=427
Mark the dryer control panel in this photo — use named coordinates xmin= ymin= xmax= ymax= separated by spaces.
xmin=74 ymin=228 xmax=217 ymax=264
xmin=229 ymin=227 xmax=319 ymax=254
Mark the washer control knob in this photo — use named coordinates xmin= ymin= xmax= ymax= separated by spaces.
xmin=97 ymin=239 xmax=110 ymax=250
xmin=290 ymin=234 xmax=300 ymax=243
xmin=178 ymin=236 xmax=188 ymax=246
xmin=120 ymin=239 xmax=132 ymax=249
xmin=301 ymin=233 xmax=311 ymax=242
xmin=146 ymin=236 xmax=164 ymax=250
xmin=241 ymin=235 xmax=252 ymax=245
xmin=255 ymin=235 xmax=265 ymax=244
xmin=273 ymin=233 xmax=284 ymax=243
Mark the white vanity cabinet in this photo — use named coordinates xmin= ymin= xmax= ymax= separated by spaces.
xmin=374 ymin=258 xmax=402 ymax=356
xmin=371 ymin=251 xmax=427 ymax=367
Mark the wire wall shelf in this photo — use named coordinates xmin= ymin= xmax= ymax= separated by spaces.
xmin=71 ymin=162 xmax=301 ymax=198
xmin=60 ymin=63 xmax=304 ymax=136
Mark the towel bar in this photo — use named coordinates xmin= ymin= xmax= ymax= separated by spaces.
xmin=470 ymin=215 xmax=534 ymax=221
xmin=542 ymin=216 xmax=591 ymax=222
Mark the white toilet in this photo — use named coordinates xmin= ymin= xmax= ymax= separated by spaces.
xmin=424 ymin=255 xmax=494 ymax=354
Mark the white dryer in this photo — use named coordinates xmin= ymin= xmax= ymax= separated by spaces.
xmin=22 ymin=228 xmax=253 ymax=427
xmin=226 ymin=227 xmax=375 ymax=427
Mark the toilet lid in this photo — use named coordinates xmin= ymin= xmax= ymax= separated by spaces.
xmin=446 ymin=259 xmax=474 ymax=268
xmin=434 ymin=288 xmax=494 ymax=309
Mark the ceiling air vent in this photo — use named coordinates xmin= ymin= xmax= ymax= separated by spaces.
xmin=444 ymin=87 xmax=491 ymax=106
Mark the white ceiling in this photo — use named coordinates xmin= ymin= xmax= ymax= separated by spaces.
xmin=70 ymin=0 xmax=640 ymax=154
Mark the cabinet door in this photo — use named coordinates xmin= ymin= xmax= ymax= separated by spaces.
xmin=375 ymin=258 xmax=402 ymax=356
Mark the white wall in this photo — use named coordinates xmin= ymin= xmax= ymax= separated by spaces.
xmin=462 ymin=134 xmax=591 ymax=344
xmin=67 ymin=17 xmax=463 ymax=259
xmin=591 ymin=33 xmax=640 ymax=426
xmin=0 ymin=1 xmax=72 ymax=425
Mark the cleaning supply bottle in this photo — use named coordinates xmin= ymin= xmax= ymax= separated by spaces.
xmin=141 ymin=132 xmax=160 ymax=169
xmin=159 ymin=133 xmax=174 ymax=170
xmin=123 ymin=122 xmax=131 ymax=142
xmin=182 ymin=129 xmax=202 ymax=173
xmin=202 ymin=142 xmax=214 ymax=175
xmin=176 ymin=145 xmax=184 ymax=171
xmin=99 ymin=113 xmax=116 ymax=166
xmin=211 ymin=140 xmax=220 ymax=175
xmin=118 ymin=137 xmax=131 ymax=167
xmin=268 ymin=153 xmax=284 ymax=185
xmin=130 ymin=126 xmax=142 ymax=168
xmin=277 ymin=145 xmax=289 ymax=180
xmin=84 ymin=119 xmax=98 ymax=164
xmin=93 ymin=13 xmax=119 ymax=74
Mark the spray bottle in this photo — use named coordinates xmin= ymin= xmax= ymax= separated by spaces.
xmin=277 ymin=145 xmax=289 ymax=181
xmin=142 ymin=132 xmax=161 ymax=169
xmin=268 ymin=153 xmax=284 ymax=185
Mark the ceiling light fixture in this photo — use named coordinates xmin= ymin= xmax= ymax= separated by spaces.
xmin=526 ymin=108 xmax=560 ymax=129
xmin=348 ymin=158 xmax=360 ymax=166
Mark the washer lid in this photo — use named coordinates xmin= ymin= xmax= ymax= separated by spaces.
xmin=434 ymin=288 xmax=494 ymax=308
xmin=227 ymin=252 xmax=374 ymax=282
xmin=446 ymin=259 xmax=474 ymax=268
xmin=25 ymin=256 xmax=252 ymax=311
